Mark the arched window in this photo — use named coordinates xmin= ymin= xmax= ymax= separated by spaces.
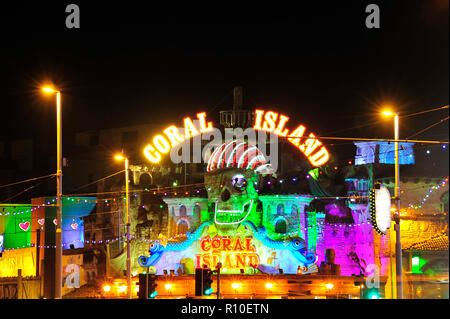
xmin=277 ymin=204 xmax=284 ymax=215
xmin=179 ymin=205 xmax=187 ymax=217
xmin=291 ymin=204 xmax=298 ymax=217
xmin=177 ymin=219 xmax=189 ymax=235
xmin=274 ymin=218 xmax=287 ymax=234
xmin=194 ymin=204 xmax=201 ymax=216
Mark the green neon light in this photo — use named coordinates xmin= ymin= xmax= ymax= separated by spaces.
xmin=308 ymin=168 xmax=320 ymax=181
xmin=0 ymin=205 xmax=32 ymax=249
xmin=411 ymin=255 xmax=427 ymax=274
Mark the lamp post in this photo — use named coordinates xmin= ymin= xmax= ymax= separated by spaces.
xmin=382 ymin=110 xmax=403 ymax=299
xmin=42 ymin=87 xmax=63 ymax=299
xmin=115 ymin=154 xmax=131 ymax=299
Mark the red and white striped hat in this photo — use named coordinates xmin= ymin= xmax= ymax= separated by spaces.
xmin=206 ymin=140 xmax=274 ymax=174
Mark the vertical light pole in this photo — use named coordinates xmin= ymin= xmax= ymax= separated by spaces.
xmin=115 ymin=154 xmax=131 ymax=299
xmin=42 ymin=87 xmax=63 ymax=299
xmin=382 ymin=110 xmax=403 ymax=299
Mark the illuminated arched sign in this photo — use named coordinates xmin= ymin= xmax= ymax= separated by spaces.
xmin=253 ymin=109 xmax=329 ymax=167
xmin=143 ymin=109 xmax=330 ymax=167
xmin=143 ymin=112 xmax=213 ymax=163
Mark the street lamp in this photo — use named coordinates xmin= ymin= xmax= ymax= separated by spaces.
xmin=42 ymin=86 xmax=63 ymax=299
xmin=115 ymin=154 xmax=131 ymax=299
xmin=382 ymin=109 xmax=403 ymax=299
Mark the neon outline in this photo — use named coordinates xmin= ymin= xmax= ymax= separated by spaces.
xmin=214 ymin=199 xmax=254 ymax=225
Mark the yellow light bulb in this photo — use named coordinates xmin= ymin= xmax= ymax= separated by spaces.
xmin=114 ymin=154 xmax=125 ymax=161
xmin=42 ymin=87 xmax=57 ymax=93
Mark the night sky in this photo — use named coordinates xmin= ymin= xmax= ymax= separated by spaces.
xmin=0 ymin=1 xmax=448 ymax=164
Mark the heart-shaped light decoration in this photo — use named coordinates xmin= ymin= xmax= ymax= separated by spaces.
xmin=19 ymin=221 xmax=30 ymax=231
xmin=71 ymin=223 xmax=78 ymax=230
xmin=38 ymin=218 xmax=45 ymax=225
xmin=53 ymin=219 xmax=58 ymax=225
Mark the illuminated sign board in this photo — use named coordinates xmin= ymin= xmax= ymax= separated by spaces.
xmin=143 ymin=109 xmax=330 ymax=167
xmin=195 ymin=236 xmax=259 ymax=269
xmin=369 ymin=183 xmax=392 ymax=235
xmin=253 ymin=109 xmax=329 ymax=167
xmin=143 ymin=112 xmax=213 ymax=163
xmin=0 ymin=247 xmax=36 ymax=277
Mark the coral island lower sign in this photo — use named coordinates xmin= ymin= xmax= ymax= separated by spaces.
xmin=138 ymin=221 xmax=318 ymax=275
xmin=195 ymin=236 xmax=259 ymax=269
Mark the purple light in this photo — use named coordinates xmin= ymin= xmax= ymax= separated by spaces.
xmin=268 ymin=181 xmax=271 ymax=185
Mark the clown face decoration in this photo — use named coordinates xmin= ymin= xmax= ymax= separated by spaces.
xmin=205 ymin=140 xmax=273 ymax=228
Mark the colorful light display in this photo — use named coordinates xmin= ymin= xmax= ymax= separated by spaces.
xmin=142 ymin=109 xmax=330 ymax=167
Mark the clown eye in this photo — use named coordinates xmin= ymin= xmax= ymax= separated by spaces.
xmin=221 ymin=189 xmax=231 ymax=202
xmin=232 ymin=174 xmax=247 ymax=192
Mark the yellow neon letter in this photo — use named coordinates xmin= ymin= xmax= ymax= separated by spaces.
xmin=262 ymin=111 xmax=278 ymax=132
xmin=183 ymin=117 xmax=199 ymax=138
xmin=253 ymin=109 xmax=265 ymax=130
xmin=197 ymin=112 xmax=213 ymax=133
xmin=274 ymin=114 xmax=290 ymax=137
xmin=287 ymin=124 xmax=306 ymax=146
xmin=153 ymin=135 xmax=171 ymax=154
xmin=143 ymin=144 xmax=161 ymax=163
xmin=164 ymin=125 xmax=184 ymax=147
xmin=299 ymin=133 xmax=322 ymax=156
xmin=309 ymin=146 xmax=330 ymax=167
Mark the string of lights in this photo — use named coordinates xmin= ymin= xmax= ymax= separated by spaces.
xmin=406 ymin=177 xmax=448 ymax=211
xmin=1 ymin=220 xmax=378 ymax=252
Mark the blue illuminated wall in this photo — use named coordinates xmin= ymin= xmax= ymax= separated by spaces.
xmin=354 ymin=141 xmax=415 ymax=165
xmin=32 ymin=197 xmax=97 ymax=250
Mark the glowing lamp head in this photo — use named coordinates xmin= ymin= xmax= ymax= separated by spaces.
xmin=114 ymin=154 xmax=125 ymax=161
xmin=325 ymin=283 xmax=334 ymax=290
xmin=42 ymin=87 xmax=58 ymax=94
xmin=381 ymin=110 xmax=396 ymax=117
xmin=102 ymin=285 xmax=111 ymax=292
xmin=265 ymin=282 xmax=273 ymax=289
